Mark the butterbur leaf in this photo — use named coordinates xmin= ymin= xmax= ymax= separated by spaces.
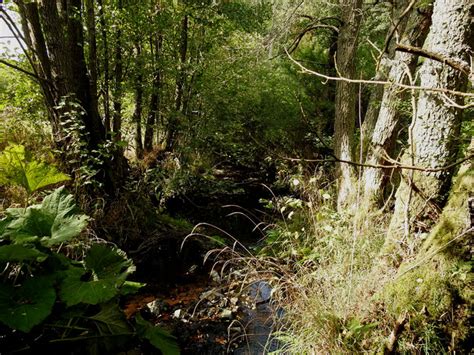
xmin=0 ymin=144 xmax=70 ymax=194
xmin=0 ymin=244 xmax=48 ymax=263
xmin=23 ymin=160 xmax=70 ymax=194
xmin=89 ymin=302 xmax=132 ymax=336
xmin=136 ymin=314 xmax=180 ymax=355
xmin=60 ymin=245 xmax=135 ymax=306
xmin=60 ymin=267 xmax=117 ymax=307
xmin=2 ymin=187 xmax=89 ymax=246
xmin=85 ymin=244 xmax=135 ymax=282
xmin=0 ymin=276 xmax=56 ymax=332
xmin=121 ymin=281 xmax=145 ymax=296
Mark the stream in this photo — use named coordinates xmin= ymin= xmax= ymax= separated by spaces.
xmin=127 ymin=175 xmax=285 ymax=354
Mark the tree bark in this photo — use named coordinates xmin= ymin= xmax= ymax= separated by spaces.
xmin=133 ymin=43 xmax=144 ymax=159
xmin=144 ymin=33 xmax=163 ymax=152
xmin=334 ymin=0 xmax=363 ymax=211
xmin=362 ymin=3 xmax=433 ymax=209
xmin=97 ymin=0 xmax=111 ymax=133
xmin=85 ymin=0 xmax=98 ymax=127
xmin=165 ymin=14 xmax=188 ymax=152
xmin=112 ymin=0 xmax=123 ymax=143
xmin=14 ymin=0 xmax=128 ymax=194
xmin=360 ymin=0 xmax=411 ymax=158
xmin=385 ymin=0 xmax=473 ymax=254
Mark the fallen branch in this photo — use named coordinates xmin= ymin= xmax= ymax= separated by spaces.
xmin=384 ymin=312 xmax=408 ymax=354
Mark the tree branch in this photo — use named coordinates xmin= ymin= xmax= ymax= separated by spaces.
xmin=280 ymin=153 xmax=474 ymax=174
xmin=286 ymin=48 xmax=474 ymax=99
xmin=0 ymin=58 xmax=44 ymax=81
xmin=396 ymin=43 xmax=471 ymax=76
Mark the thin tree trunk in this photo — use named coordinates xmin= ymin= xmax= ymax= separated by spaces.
xmin=97 ymin=0 xmax=110 ymax=133
xmin=165 ymin=14 xmax=188 ymax=152
xmin=112 ymin=0 xmax=123 ymax=142
xmin=133 ymin=43 xmax=144 ymax=159
xmin=385 ymin=0 xmax=472 ymax=257
xmin=334 ymin=0 xmax=363 ymax=211
xmin=362 ymin=4 xmax=432 ymax=209
xmin=85 ymin=0 xmax=99 ymax=130
xmin=144 ymin=33 xmax=163 ymax=152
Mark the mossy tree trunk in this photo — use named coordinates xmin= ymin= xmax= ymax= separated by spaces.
xmin=384 ymin=0 xmax=473 ymax=256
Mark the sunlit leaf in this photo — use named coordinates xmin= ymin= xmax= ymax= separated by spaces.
xmin=1 ymin=187 xmax=89 ymax=246
xmin=0 ymin=144 xmax=70 ymax=194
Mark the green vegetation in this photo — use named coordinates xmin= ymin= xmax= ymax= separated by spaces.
xmin=1 ymin=0 xmax=472 ymax=353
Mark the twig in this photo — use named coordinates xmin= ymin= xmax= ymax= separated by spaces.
xmin=286 ymin=48 xmax=474 ymax=99
xmin=279 ymin=153 xmax=473 ymax=173
xmin=0 ymin=58 xmax=42 ymax=80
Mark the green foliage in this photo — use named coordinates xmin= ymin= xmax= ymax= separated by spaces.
xmin=60 ymin=245 xmax=135 ymax=306
xmin=0 ymin=276 xmax=56 ymax=332
xmin=0 ymin=144 xmax=70 ymax=195
xmin=136 ymin=314 xmax=180 ymax=355
xmin=0 ymin=187 xmax=179 ymax=354
xmin=1 ymin=186 xmax=89 ymax=246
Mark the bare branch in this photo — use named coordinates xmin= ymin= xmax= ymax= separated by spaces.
xmin=280 ymin=153 xmax=474 ymax=174
xmin=0 ymin=58 xmax=43 ymax=81
xmin=286 ymin=48 xmax=474 ymax=99
xmin=396 ymin=43 xmax=471 ymax=76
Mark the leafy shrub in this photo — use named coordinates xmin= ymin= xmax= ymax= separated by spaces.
xmin=0 ymin=187 xmax=179 ymax=354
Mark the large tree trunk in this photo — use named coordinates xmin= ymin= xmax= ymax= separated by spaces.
xmin=362 ymin=3 xmax=432 ymax=209
xmin=359 ymin=0 xmax=411 ymax=158
xmin=333 ymin=0 xmax=363 ymax=210
xmin=384 ymin=0 xmax=473 ymax=258
xmin=14 ymin=0 xmax=128 ymax=194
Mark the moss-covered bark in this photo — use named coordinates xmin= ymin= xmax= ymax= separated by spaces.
xmin=382 ymin=141 xmax=473 ymax=351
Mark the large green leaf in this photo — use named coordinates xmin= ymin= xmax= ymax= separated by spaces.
xmin=136 ymin=315 xmax=180 ymax=355
xmin=2 ymin=187 xmax=89 ymax=246
xmin=0 ymin=276 xmax=56 ymax=332
xmin=0 ymin=244 xmax=48 ymax=263
xmin=60 ymin=245 xmax=135 ymax=307
xmin=59 ymin=267 xmax=117 ymax=307
xmin=0 ymin=144 xmax=70 ymax=194
xmin=89 ymin=302 xmax=132 ymax=336
xmin=87 ymin=302 xmax=133 ymax=353
xmin=85 ymin=244 xmax=135 ymax=281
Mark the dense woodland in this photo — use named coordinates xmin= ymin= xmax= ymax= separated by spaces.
xmin=0 ymin=0 xmax=472 ymax=353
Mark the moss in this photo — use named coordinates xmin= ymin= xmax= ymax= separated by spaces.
xmin=381 ymin=158 xmax=473 ymax=351
xmin=423 ymin=167 xmax=473 ymax=253
xmin=383 ymin=259 xmax=452 ymax=317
